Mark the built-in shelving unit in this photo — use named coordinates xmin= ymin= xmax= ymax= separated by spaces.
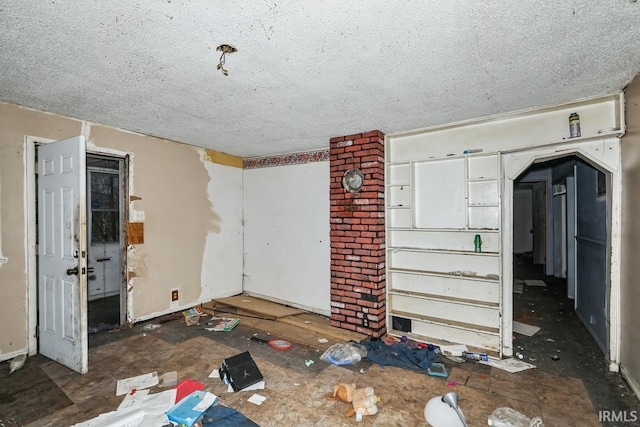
xmin=385 ymin=152 xmax=502 ymax=353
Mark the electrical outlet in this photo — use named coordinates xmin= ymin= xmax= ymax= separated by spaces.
xmin=171 ymin=289 xmax=179 ymax=302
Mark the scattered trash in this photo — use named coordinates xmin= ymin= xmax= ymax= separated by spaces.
xmin=480 ymin=358 xmax=536 ymax=373
xmin=117 ymin=389 xmax=149 ymax=410
xmin=305 ymin=359 xmax=314 ymax=367
xmin=72 ymin=388 xmax=177 ymax=426
xmin=515 ymin=352 xmax=524 ymax=360
xmin=551 ymin=354 xmax=560 ymax=361
xmin=208 ymin=368 xmax=221 ymax=379
xmin=447 ymin=381 xmax=458 ymax=388
xmin=142 ymin=323 xmax=161 ymax=331
xmin=318 ymin=338 xmax=329 ymax=343
xmin=166 ymin=390 xmax=218 ymax=427
xmin=513 ymin=283 xmax=524 ymax=294
xmin=513 ymin=321 xmax=541 ymax=337
xmin=250 ymin=334 xmax=292 ymax=350
xmin=439 ymin=344 xmax=467 ymax=357
xmin=9 ymin=353 xmax=27 ymax=375
xmin=116 ymin=372 xmax=159 ymax=396
xmin=248 ymin=393 xmax=267 ymax=405
xmin=219 ymin=351 xmax=263 ymax=392
xmin=320 ymin=342 xmax=368 ymax=366
xmin=182 ymin=307 xmax=205 ymax=326
xmin=293 ymin=383 xmax=301 ymax=386
xmin=462 ymin=351 xmax=488 ymax=361
xmin=205 ymin=317 xmax=239 ymax=332
xmin=359 ymin=368 xmax=367 ymax=374
xmin=427 ymin=362 xmax=448 ymax=378
xmin=304 ymin=321 xmax=311 ymax=324
xmin=444 ymin=355 xmax=466 ymax=363
xmin=488 ymin=406 xmax=545 ymax=426
xmin=545 ymin=338 xmax=555 ymax=342
xmin=524 ymin=279 xmax=547 ymax=287
xmin=162 ymin=371 xmax=178 ymax=388
xmin=175 ymin=378 xmax=205 ymax=402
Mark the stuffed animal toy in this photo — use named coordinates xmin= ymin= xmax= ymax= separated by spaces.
xmin=325 ymin=383 xmax=356 ymax=403
xmin=345 ymin=387 xmax=378 ymax=421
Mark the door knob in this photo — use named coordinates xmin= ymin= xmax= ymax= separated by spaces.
xmin=66 ymin=267 xmax=79 ymax=276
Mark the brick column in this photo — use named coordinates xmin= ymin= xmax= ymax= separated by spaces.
xmin=329 ymin=130 xmax=386 ymax=338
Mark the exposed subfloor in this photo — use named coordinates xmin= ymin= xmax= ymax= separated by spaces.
xmin=1 ymin=271 xmax=639 ymax=426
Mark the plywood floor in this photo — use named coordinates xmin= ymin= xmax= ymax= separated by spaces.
xmin=0 ymin=311 xmax=631 ymax=427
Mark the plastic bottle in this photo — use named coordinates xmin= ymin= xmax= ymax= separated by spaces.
xmin=474 ymin=234 xmax=482 ymax=253
xmin=569 ymin=112 xmax=581 ymax=138
xmin=462 ymin=351 xmax=488 ymax=361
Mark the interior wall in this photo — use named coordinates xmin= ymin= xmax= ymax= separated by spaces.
xmin=243 ymin=161 xmax=330 ymax=315
xmin=621 ymin=73 xmax=640 ymax=396
xmin=0 ymin=102 xmax=243 ymax=359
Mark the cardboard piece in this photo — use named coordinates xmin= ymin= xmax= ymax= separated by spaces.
xmin=513 ymin=320 xmax=541 ymax=337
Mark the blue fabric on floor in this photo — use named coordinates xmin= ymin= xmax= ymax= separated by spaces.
xmin=359 ymin=340 xmax=441 ymax=371
xmin=200 ymin=404 xmax=260 ymax=427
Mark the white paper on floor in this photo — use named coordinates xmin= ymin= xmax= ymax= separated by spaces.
xmin=71 ymin=389 xmax=177 ymax=427
xmin=209 ymin=368 xmax=221 ymax=378
xmin=227 ymin=380 xmax=265 ymax=393
xmin=524 ymin=279 xmax=547 ymax=287
xmin=116 ymin=372 xmax=159 ymax=396
xmin=248 ymin=393 xmax=267 ymax=405
xmin=480 ymin=358 xmax=536 ymax=373
xmin=513 ymin=320 xmax=541 ymax=337
xmin=513 ymin=283 xmax=524 ymax=294
xmin=117 ymin=389 xmax=150 ymax=411
xmin=439 ymin=344 xmax=468 ymax=357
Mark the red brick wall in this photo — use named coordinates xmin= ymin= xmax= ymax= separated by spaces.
xmin=329 ymin=130 xmax=386 ymax=338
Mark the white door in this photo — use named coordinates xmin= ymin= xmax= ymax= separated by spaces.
xmin=38 ymin=136 xmax=88 ymax=374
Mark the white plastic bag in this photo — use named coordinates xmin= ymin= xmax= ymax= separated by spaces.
xmin=488 ymin=407 xmax=544 ymax=427
xmin=320 ymin=342 xmax=368 ymax=365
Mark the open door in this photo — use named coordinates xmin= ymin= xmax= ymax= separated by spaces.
xmin=38 ymin=136 xmax=88 ymax=374
xmin=532 ymin=181 xmax=546 ymax=265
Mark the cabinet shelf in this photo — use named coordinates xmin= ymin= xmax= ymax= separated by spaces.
xmin=387 ymin=309 xmax=500 ymax=335
xmin=389 ymin=288 xmax=499 ymax=308
xmin=387 ymin=267 xmax=500 ymax=282
xmin=388 ymin=246 xmax=499 ymax=256
xmin=468 ymin=177 xmax=498 ymax=182
xmin=387 ymin=226 xmax=500 ymax=233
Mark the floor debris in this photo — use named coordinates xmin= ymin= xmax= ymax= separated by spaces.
xmin=116 ymin=372 xmax=159 ymax=396
xmin=513 ymin=320 xmax=541 ymax=336
xmin=524 ymin=279 xmax=547 ymax=287
xmin=480 ymin=357 xmax=536 ymax=373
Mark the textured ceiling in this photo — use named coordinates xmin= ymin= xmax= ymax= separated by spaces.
xmin=1 ymin=1 xmax=640 ymax=158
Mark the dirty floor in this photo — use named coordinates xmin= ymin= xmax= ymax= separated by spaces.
xmin=1 ymin=257 xmax=639 ymax=427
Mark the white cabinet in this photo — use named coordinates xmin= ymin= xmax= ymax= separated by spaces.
xmin=385 ymin=153 xmax=502 ymax=354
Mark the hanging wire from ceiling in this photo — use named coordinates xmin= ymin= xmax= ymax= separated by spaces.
xmin=216 ymin=44 xmax=237 ymax=76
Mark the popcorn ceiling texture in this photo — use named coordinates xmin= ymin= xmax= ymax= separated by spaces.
xmin=1 ymin=1 xmax=640 ymax=157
